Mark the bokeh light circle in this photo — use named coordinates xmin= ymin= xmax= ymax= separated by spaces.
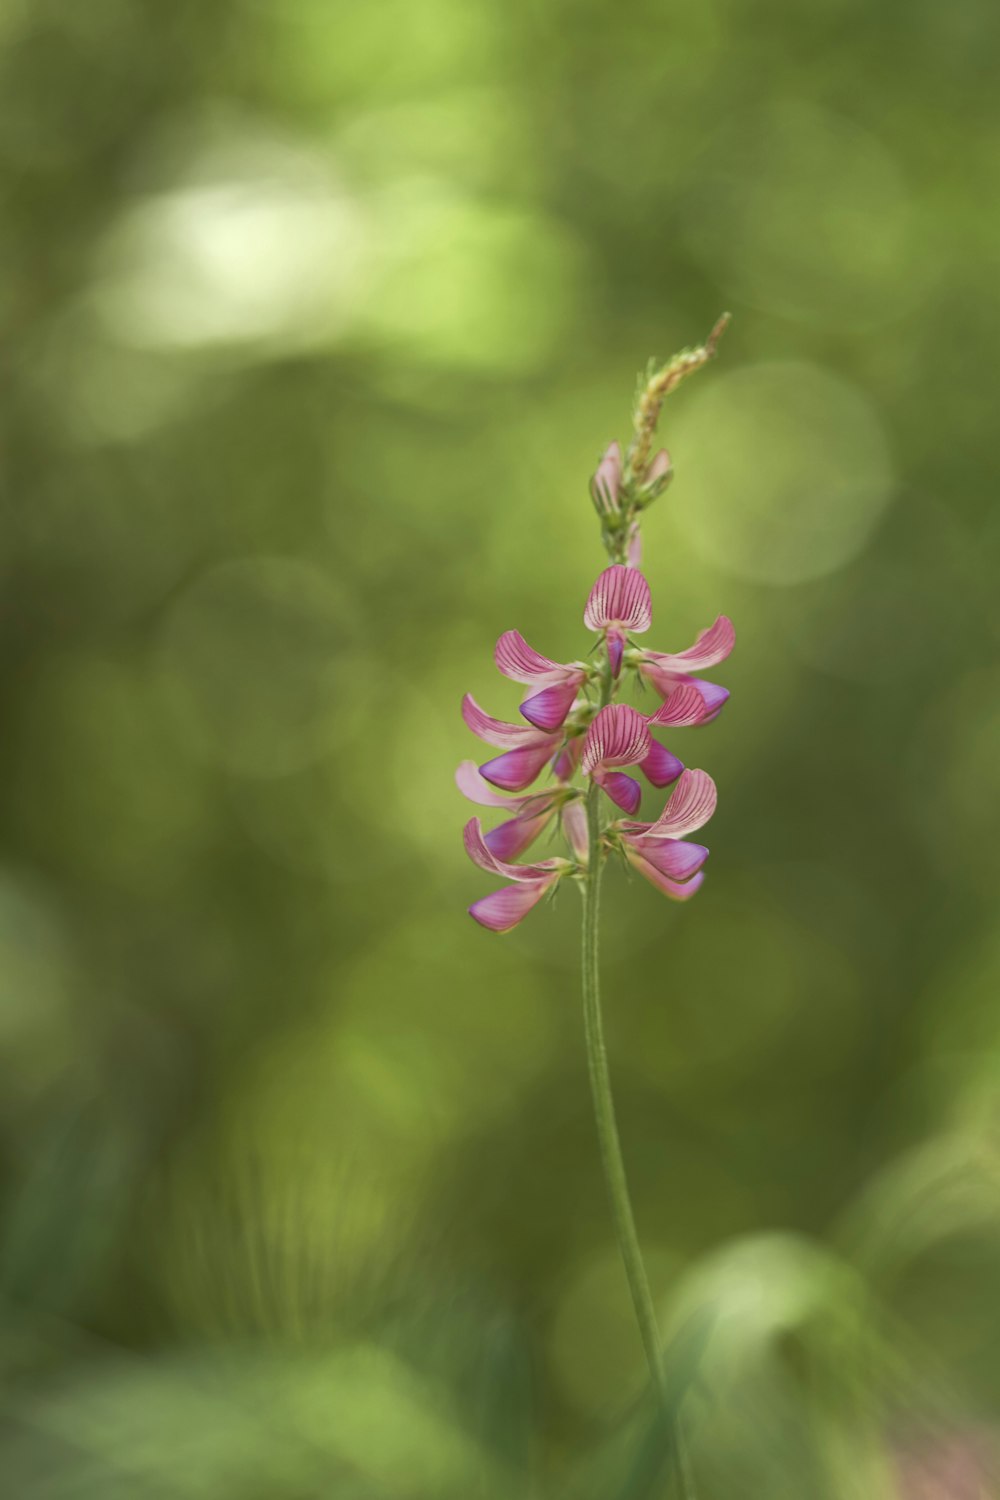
xmin=682 ymin=102 xmax=915 ymax=329
xmin=671 ymin=360 xmax=894 ymax=585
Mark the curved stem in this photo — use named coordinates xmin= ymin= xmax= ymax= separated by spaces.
xmin=581 ymin=775 xmax=668 ymax=1404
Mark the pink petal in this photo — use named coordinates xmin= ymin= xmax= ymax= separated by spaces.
xmin=627 ymin=853 xmax=705 ymax=902
xmin=484 ymin=808 xmax=554 ymax=862
xmin=595 ymin=770 xmax=642 ymax=814
xmin=495 ymin=630 xmax=579 ymax=686
xmin=640 ymin=740 xmax=684 ymax=788
xmin=626 ymin=524 xmax=642 ymax=568
xmin=456 ymin=760 xmax=532 ymax=809
xmin=520 ymin=681 xmax=580 ymax=731
xmin=642 ymin=616 xmax=735 ymax=673
xmin=552 ymin=737 xmax=583 ymax=783
xmin=590 ymin=441 xmax=622 ymax=515
xmin=648 ymin=683 xmax=710 ymax=728
xmin=463 ymin=818 xmax=564 ymax=881
xmin=645 ymin=448 xmax=672 ymax=486
xmin=462 ymin=693 xmax=546 ymax=749
xmin=561 ymin=800 xmax=589 ymax=862
xmin=479 ymin=743 xmax=556 ymax=792
xmin=584 ymin=565 xmax=652 ymax=633
xmin=642 ymin=768 xmax=717 ymax=840
xmin=581 ymin=704 xmax=651 ymax=774
xmin=469 ymin=879 xmax=554 ymax=933
xmin=627 ymin=837 xmax=708 ymax=881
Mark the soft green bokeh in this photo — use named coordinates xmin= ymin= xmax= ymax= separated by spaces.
xmin=2 ymin=1 xmax=999 ymax=1494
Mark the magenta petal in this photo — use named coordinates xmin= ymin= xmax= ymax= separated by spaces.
xmin=596 ymin=770 xmax=642 ymax=815
xmin=462 ymin=693 xmax=543 ymax=749
xmin=629 ymin=837 xmax=708 ymax=881
xmin=484 ymin=809 xmax=553 ymax=862
xmin=521 ymin=681 xmax=579 ymax=730
xmin=607 ymin=628 xmax=625 ymax=679
xmin=552 ymin=738 xmax=583 ymax=783
xmin=689 ymin=677 xmax=730 ymax=718
xmin=648 ymin=683 xmax=709 ymax=728
xmin=643 ymin=616 xmax=735 ymax=673
xmin=641 ymin=740 xmax=684 ymax=788
xmin=479 ymin=743 xmax=555 ymax=792
xmin=469 ymin=880 xmax=553 ymax=933
xmin=590 ymin=441 xmax=623 ymax=515
xmin=584 ymin=565 xmax=652 ymax=634
xmin=495 ymin=629 xmax=576 ymax=685
xmin=643 ymin=768 xmax=717 ymax=840
xmin=628 ymin=854 xmax=705 ymax=902
xmin=582 ymin=704 xmax=651 ymax=775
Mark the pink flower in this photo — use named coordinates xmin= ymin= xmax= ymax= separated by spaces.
xmin=613 ymin=768 xmax=717 ymax=901
xmin=581 ymin=704 xmax=650 ymax=815
xmin=584 ymin=565 xmax=652 ymax=677
xmin=494 ymin=630 xmax=588 ymax=731
xmin=455 ymin=760 xmax=578 ymax=861
xmin=638 ymin=615 xmax=735 ymax=721
xmin=581 ymin=691 xmax=704 ymax=814
xmin=590 ymin=441 xmax=623 ymax=516
xmin=463 ymin=818 xmax=572 ymax=933
xmin=461 ymin=694 xmax=562 ymax=791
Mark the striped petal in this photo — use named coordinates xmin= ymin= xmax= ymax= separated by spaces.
xmin=520 ymin=681 xmax=580 ymax=731
xmin=590 ymin=441 xmax=623 ymax=516
xmin=642 ymin=616 xmax=735 ymax=673
xmin=462 ymin=693 xmax=547 ymax=749
xmin=463 ymin=818 xmax=565 ymax=882
xmin=495 ymin=630 xmax=580 ymax=686
xmin=584 ymin=565 xmax=652 ymax=634
xmin=641 ymin=768 xmax=717 ymax=840
xmin=456 ymin=760 xmax=533 ymax=809
xmin=581 ymin=704 xmax=651 ymax=775
xmin=469 ymin=880 xmax=555 ymax=933
xmin=648 ymin=683 xmax=710 ymax=728
xmin=595 ymin=769 xmax=642 ymax=814
xmin=479 ymin=743 xmax=556 ymax=791
xmin=641 ymin=740 xmax=684 ymax=788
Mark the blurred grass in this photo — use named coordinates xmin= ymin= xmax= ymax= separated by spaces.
xmin=2 ymin=0 xmax=1000 ymax=1494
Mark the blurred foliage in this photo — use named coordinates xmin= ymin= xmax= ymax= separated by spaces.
xmin=2 ymin=0 xmax=1000 ymax=1494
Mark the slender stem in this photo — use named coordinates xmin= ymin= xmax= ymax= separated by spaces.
xmin=581 ymin=779 xmax=668 ymax=1404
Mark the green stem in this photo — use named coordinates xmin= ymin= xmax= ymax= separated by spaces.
xmin=581 ymin=776 xmax=668 ymax=1403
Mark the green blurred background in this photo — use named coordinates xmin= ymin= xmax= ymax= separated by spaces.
xmin=2 ymin=1 xmax=1000 ymax=1495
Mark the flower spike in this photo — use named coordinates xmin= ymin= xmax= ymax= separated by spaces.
xmin=458 ymin=319 xmax=734 ymax=1426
